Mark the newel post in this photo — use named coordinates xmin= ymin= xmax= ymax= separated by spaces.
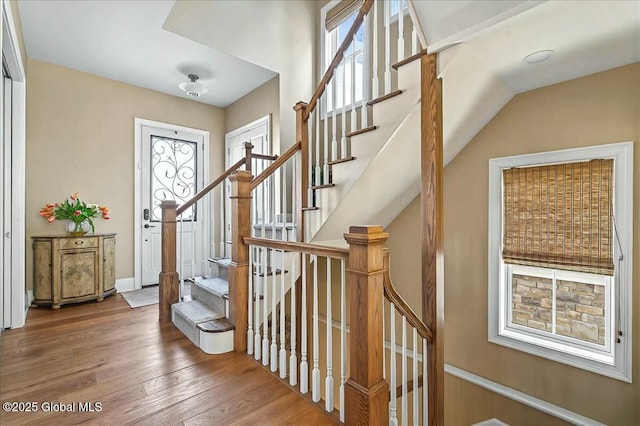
xmin=159 ymin=200 xmax=179 ymax=322
xmin=294 ymin=101 xmax=309 ymax=242
xmin=344 ymin=225 xmax=389 ymax=425
xmin=228 ymin=170 xmax=253 ymax=352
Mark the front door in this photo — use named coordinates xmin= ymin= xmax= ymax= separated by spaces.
xmin=224 ymin=116 xmax=270 ymax=257
xmin=141 ymin=125 xmax=205 ymax=286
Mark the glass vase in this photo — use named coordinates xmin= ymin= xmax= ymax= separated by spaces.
xmin=66 ymin=220 xmax=91 ymax=237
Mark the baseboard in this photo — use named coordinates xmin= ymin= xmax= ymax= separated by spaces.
xmin=445 ymin=364 xmax=605 ymax=426
xmin=26 ymin=290 xmax=34 ymax=307
xmin=116 ymin=277 xmax=135 ymax=292
xmin=473 ymin=419 xmax=509 ymax=426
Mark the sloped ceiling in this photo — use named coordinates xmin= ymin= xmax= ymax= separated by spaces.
xmin=411 ymin=0 xmax=640 ymax=164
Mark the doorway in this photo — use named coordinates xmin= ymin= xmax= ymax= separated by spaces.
xmin=223 ymin=115 xmax=270 ymax=257
xmin=134 ymin=119 xmax=209 ymax=290
xmin=1 ymin=1 xmax=27 ymax=330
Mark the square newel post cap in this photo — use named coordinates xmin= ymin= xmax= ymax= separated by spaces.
xmin=228 ymin=170 xmax=253 ymax=183
xmin=344 ymin=225 xmax=389 ymax=245
xmin=293 ymin=101 xmax=309 ymax=111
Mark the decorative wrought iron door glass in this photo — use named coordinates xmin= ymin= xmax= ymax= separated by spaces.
xmin=150 ymin=136 xmax=197 ymax=221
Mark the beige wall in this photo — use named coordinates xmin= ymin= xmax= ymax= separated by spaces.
xmin=386 ymin=63 xmax=640 ymax=425
xmin=224 ymin=75 xmax=280 ymax=146
xmin=26 ymin=59 xmax=225 ymax=289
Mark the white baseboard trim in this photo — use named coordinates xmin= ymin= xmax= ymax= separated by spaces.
xmin=473 ymin=419 xmax=509 ymax=426
xmin=445 ymin=364 xmax=605 ymax=426
xmin=116 ymin=277 xmax=135 ymax=293
xmin=26 ymin=290 xmax=34 ymax=307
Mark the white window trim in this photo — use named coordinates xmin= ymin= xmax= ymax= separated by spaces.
xmin=319 ymin=0 xmax=369 ymax=116
xmin=488 ymin=141 xmax=633 ymax=382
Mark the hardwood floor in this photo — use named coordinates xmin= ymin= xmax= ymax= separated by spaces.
xmin=0 ymin=294 xmax=337 ymax=425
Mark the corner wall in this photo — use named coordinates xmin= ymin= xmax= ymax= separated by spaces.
xmin=25 ymin=59 xmax=225 ymax=289
xmin=385 ymin=63 xmax=640 ymax=425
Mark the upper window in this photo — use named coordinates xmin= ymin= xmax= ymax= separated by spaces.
xmin=488 ymin=142 xmax=633 ymax=382
xmin=322 ymin=0 xmax=367 ymax=113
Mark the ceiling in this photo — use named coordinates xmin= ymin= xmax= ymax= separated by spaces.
xmin=17 ymin=0 xmax=640 ymax=158
xmin=17 ymin=0 xmax=277 ymax=108
xmin=411 ymin=0 xmax=640 ymax=163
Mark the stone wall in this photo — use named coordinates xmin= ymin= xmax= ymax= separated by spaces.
xmin=512 ymin=274 xmax=606 ymax=345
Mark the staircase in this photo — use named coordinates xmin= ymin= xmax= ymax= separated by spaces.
xmin=171 ymin=261 xmax=233 ymax=354
xmin=159 ymin=0 xmax=444 ymax=424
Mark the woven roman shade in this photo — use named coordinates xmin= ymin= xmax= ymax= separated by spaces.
xmin=502 ymin=159 xmax=614 ymax=275
xmin=325 ymin=0 xmax=362 ymax=31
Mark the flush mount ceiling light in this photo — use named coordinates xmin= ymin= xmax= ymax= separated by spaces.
xmin=523 ymin=50 xmax=555 ymax=64
xmin=179 ymin=74 xmax=208 ymax=98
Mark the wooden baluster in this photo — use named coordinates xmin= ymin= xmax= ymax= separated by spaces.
xmin=423 ymin=337 xmax=428 ymax=424
xmin=359 ymin=21 xmax=368 ymax=128
xmin=300 ymin=252 xmax=309 ymax=394
xmin=344 ymin=225 xmax=389 ymax=424
xmin=372 ymin=0 xmax=379 ymax=100
xmin=422 ymin=52 xmax=444 ymax=426
xmin=401 ymin=315 xmax=408 ymax=426
xmin=312 ymin=255 xmax=321 ymax=402
xmin=254 ymin=247 xmax=262 ymax=360
xmin=159 ymin=200 xmax=178 ymax=322
xmin=228 ymin=170 xmax=252 ymax=352
xmin=325 ymin=257 xmax=334 ymax=412
xmin=324 ymin=86 xmax=331 ymax=184
xmin=350 ymin=48 xmax=357 ymax=133
xmin=247 ymin=245 xmax=254 ymax=355
xmin=339 ymin=258 xmax=347 ymax=423
xmin=412 ymin=23 xmax=418 ymax=55
xmin=397 ymin=0 xmax=405 ymax=62
xmin=270 ymin=251 xmax=278 ymax=372
xmin=262 ymin=246 xmax=269 ymax=365
xmin=290 ymin=253 xmax=298 ymax=386
xmin=279 ymin=247 xmax=287 ymax=378
xmin=413 ymin=328 xmax=419 ymax=426
xmin=331 ymin=77 xmax=338 ymax=163
xmin=390 ymin=305 xmax=398 ymax=425
xmin=341 ymin=61 xmax=347 ymax=159
xmin=384 ymin=0 xmax=391 ymax=94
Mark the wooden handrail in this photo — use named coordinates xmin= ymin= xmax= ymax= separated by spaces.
xmin=396 ymin=374 xmax=424 ymax=397
xmin=252 ymin=153 xmax=278 ymax=161
xmin=177 ymin=157 xmax=245 ymax=216
xmin=383 ymin=251 xmax=432 ymax=341
xmin=250 ymin=141 xmax=301 ymax=191
xmin=303 ymin=0 xmax=375 ymax=121
xmin=243 ymin=236 xmax=349 ymax=259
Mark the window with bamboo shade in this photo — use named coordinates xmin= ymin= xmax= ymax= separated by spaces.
xmin=488 ymin=142 xmax=633 ymax=382
xmin=502 ymin=159 xmax=614 ymax=276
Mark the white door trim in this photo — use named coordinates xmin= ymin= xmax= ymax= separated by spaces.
xmin=2 ymin=0 xmax=27 ymax=329
xmin=224 ymin=114 xmax=272 ymax=147
xmin=134 ymin=118 xmax=210 ymax=290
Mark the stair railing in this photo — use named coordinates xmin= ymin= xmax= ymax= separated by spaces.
xmin=159 ymin=142 xmax=257 ymax=322
xmin=301 ymin=0 xmax=423 ymax=205
xmin=383 ymin=250 xmax=432 ymax=425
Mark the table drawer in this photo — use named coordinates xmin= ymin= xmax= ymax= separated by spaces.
xmin=58 ymin=237 xmax=99 ymax=249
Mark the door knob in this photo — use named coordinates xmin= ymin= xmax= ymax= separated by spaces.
xmin=144 ymin=224 xmax=156 ymax=229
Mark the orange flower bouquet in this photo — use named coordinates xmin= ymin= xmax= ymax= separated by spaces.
xmin=39 ymin=192 xmax=110 ymax=236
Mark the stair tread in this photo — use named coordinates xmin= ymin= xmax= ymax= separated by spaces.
xmin=193 ymin=276 xmax=229 ymax=297
xmin=367 ymin=90 xmax=402 ymax=106
xmin=347 ymin=125 xmax=377 ymax=138
xmin=172 ymin=300 xmax=225 ymax=324
xmin=311 ymin=183 xmax=335 ymax=190
xmin=328 ymin=156 xmax=356 ymax=165
xmin=208 ymin=257 xmax=231 ymax=266
xmin=392 ymin=49 xmax=429 ymax=70
xmin=197 ymin=317 xmax=235 ymax=333
xmin=255 ymin=268 xmax=288 ymax=277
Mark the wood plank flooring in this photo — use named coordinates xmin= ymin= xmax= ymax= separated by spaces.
xmin=0 ymin=294 xmax=337 ymax=425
